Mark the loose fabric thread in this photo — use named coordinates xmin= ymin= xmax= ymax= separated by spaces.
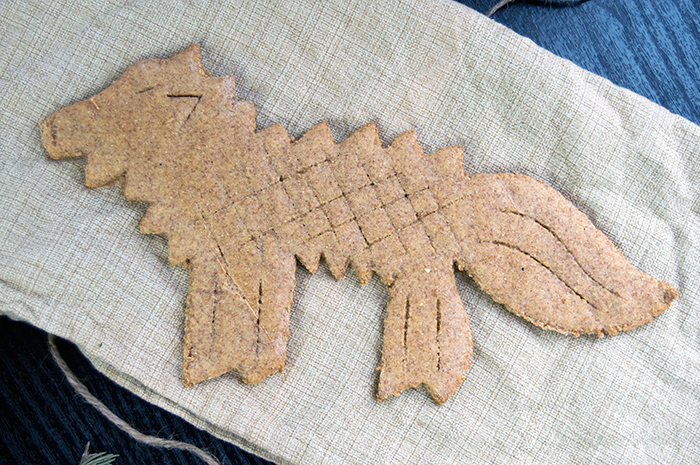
xmin=48 ymin=335 xmax=221 ymax=465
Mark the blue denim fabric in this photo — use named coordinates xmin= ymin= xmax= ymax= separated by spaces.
xmin=460 ymin=0 xmax=700 ymax=127
xmin=2 ymin=1 xmax=699 ymax=463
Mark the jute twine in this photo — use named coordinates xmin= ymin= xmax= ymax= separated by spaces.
xmin=49 ymin=335 xmax=221 ymax=465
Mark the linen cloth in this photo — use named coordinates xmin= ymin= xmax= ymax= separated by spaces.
xmin=1 ymin=0 xmax=698 ymax=463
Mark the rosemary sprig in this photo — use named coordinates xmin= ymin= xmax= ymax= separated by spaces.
xmin=79 ymin=442 xmax=119 ymax=465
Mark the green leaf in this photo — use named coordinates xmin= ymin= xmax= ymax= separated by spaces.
xmin=78 ymin=444 xmax=119 ymax=465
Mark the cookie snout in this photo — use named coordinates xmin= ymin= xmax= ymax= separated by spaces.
xmin=40 ymin=99 xmax=99 ymax=160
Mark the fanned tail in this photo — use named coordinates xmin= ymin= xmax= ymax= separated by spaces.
xmin=447 ymin=173 xmax=677 ymax=336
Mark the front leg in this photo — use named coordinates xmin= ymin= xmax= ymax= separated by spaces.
xmin=183 ymin=234 xmax=296 ymax=386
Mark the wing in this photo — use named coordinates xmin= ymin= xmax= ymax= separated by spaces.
xmin=444 ymin=173 xmax=677 ymax=336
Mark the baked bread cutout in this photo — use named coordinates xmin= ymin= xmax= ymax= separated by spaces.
xmin=41 ymin=45 xmax=678 ymax=404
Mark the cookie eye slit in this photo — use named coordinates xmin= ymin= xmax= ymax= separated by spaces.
xmin=136 ymin=86 xmax=155 ymax=94
xmin=167 ymin=95 xmax=203 ymax=127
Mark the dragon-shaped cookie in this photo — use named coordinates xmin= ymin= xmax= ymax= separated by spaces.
xmin=41 ymin=45 xmax=677 ymax=404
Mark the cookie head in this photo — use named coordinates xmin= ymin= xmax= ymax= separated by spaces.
xmin=40 ymin=44 xmax=235 ymax=188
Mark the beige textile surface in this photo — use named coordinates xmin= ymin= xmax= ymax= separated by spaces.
xmin=1 ymin=0 xmax=698 ymax=463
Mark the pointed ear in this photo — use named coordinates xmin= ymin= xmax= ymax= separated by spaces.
xmin=169 ymin=44 xmax=206 ymax=75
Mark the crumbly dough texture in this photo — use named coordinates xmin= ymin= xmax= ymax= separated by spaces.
xmin=40 ymin=45 xmax=678 ymax=404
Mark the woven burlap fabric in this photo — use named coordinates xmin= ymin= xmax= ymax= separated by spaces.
xmin=1 ymin=0 xmax=698 ymax=463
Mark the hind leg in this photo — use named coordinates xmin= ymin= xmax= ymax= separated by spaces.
xmin=377 ymin=257 xmax=472 ymax=404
